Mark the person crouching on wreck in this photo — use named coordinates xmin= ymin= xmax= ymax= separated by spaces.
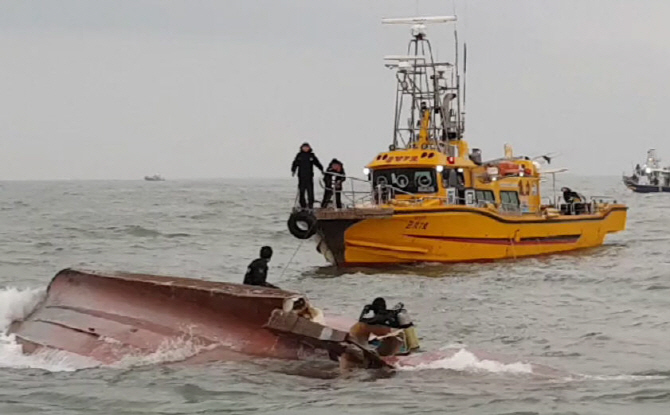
xmin=348 ymin=297 xmax=419 ymax=357
xmin=285 ymin=297 xmax=325 ymax=324
xmin=243 ymin=246 xmax=278 ymax=288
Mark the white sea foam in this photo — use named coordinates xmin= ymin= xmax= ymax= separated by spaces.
xmin=397 ymin=348 xmax=534 ymax=374
xmin=0 ymin=286 xmax=44 ymax=329
xmin=110 ymin=335 xmax=218 ymax=369
xmin=0 ymin=286 xmax=214 ymax=372
xmin=576 ymin=374 xmax=669 ymax=382
xmin=0 ymin=286 xmax=99 ymax=371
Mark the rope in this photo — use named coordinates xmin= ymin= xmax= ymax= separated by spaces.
xmin=279 ymin=215 xmax=319 ymax=279
xmin=279 ymin=239 xmax=305 ymax=280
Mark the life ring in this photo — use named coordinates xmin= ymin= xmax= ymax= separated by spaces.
xmin=287 ymin=210 xmax=317 ymax=239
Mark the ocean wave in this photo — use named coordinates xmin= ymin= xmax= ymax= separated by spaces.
xmin=122 ymin=225 xmax=164 ymax=238
xmin=581 ymin=374 xmax=670 ymax=382
xmin=116 ymin=225 xmax=191 ymax=239
xmin=109 ymin=335 xmax=218 ymax=369
xmin=204 ymin=200 xmax=238 ymax=207
xmin=64 ymin=225 xmax=192 ymax=239
xmin=397 ymin=348 xmax=534 ymax=375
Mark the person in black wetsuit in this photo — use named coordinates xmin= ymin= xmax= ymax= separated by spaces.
xmin=347 ymin=297 xmax=418 ymax=358
xmin=321 ymin=159 xmax=346 ymax=209
xmin=243 ymin=246 xmax=277 ymax=288
xmin=561 ymin=187 xmax=582 ymax=204
xmin=291 ymin=142 xmax=324 ymax=209
xmin=348 ymin=297 xmax=400 ymax=345
xmin=357 ymin=297 xmax=400 ymax=328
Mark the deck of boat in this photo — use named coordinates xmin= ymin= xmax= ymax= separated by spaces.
xmin=314 ymin=208 xmax=394 ymax=220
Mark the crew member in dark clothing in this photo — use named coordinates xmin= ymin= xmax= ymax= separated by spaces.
xmin=321 ymin=159 xmax=346 ymax=209
xmin=348 ymin=297 xmax=397 ymax=345
xmin=348 ymin=297 xmax=416 ymax=357
xmin=291 ymin=142 xmax=324 ymax=209
xmin=561 ymin=187 xmax=582 ymax=204
xmin=243 ymin=246 xmax=277 ymax=288
xmin=357 ymin=297 xmax=400 ymax=327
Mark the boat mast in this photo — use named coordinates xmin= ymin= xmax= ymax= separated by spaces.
xmin=382 ymin=15 xmax=462 ymax=153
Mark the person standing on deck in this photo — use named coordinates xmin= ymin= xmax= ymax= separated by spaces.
xmin=322 ymin=159 xmax=346 ymax=209
xmin=291 ymin=142 xmax=324 ymax=209
xmin=561 ymin=187 xmax=582 ymax=204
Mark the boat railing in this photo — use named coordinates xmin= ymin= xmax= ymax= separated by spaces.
xmin=318 ymin=175 xmax=549 ymax=215
xmin=316 ymin=178 xmax=612 ymax=217
xmin=316 ymin=173 xmax=378 ymax=208
xmin=541 ymin=196 xmax=556 ymax=208
xmin=589 ymin=195 xmax=618 ymax=203
xmin=318 ymin=173 xmax=580 ymax=216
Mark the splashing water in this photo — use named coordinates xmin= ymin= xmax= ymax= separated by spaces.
xmin=110 ymin=335 xmax=219 ymax=369
xmin=397 ymin=348 xmax=534 ymax=374
xmin=0 ymin=287 xmax=218 ymax=372
xmin=0 ymin=286 xmax=99 ymax=371
xmin=0 ymin=286 xmax=44 ymax=329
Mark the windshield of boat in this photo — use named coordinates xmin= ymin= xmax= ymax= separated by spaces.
xmin=372 ymin=168 xmax=438 ymax=194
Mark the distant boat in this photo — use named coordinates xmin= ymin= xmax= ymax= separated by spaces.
xmin=623 ymin=149 xmax=670 ymax=193
xmin=144 ymin=174 xmax=165 ymax=182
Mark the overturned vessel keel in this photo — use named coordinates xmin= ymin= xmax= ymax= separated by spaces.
xmin=8 ymin=269 xmax=333 ymax=364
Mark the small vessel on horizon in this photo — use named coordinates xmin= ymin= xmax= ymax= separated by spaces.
xmin=144 ymin=174 xmax=165 ymax=182
xmin=623 ymin=149 xmax=670 ymax=193
xmin=287 ymin=15 xmax=627 ymax=267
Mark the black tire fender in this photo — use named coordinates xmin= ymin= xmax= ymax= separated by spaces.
xmin=287 ymin=210 xmax=317 ymax=239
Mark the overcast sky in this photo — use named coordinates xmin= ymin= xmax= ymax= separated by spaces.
xmin=1 ymin=0 xmax=669 ymax=180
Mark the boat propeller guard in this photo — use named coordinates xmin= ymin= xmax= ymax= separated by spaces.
xmin=287 ymin=210 xmax=317 ymax=239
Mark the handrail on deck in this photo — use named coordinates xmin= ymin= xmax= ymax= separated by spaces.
xmin=309 ymin=172 xmax=616 ymax=217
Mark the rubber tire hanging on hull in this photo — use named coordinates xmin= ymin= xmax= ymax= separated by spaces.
xmin=288 ymin=210 xmax=317 ymax=239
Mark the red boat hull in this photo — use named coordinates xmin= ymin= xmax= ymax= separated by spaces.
xmin=8 ymin=269 xmax=321 ymax=364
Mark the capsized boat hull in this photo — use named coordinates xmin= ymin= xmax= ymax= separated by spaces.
xmin=315 ymin=205 xmax=628 ymax=266
xmin=8 ymin=269 xmax=333 ymax=365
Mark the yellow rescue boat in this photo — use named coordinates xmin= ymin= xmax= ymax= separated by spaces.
xmin=287 ymin=15 xmax=627 ymax=267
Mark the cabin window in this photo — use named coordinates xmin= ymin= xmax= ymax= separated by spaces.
xmin=442 ymin=168 xmax=465 ymax=188
xmin=500 ymin=191 xmax=520 ymax=211
xmin=372 ymin=168 xmax=438 ymax=194
xmin=475 ymin=190 xmax=496 ymax=205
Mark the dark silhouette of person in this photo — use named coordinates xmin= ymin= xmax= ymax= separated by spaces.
xmin=291 ymin=143 xmax=324 ymax=209
xmin=347 ymin=297 xmax=409 ymax=357
xmin=561 ymin=187 xmax=581 ymax=204
xmin=243 ymin=246 xmax=277 ymax=288
xmin=357 ymin=297 xmax=400 ymax=328
xmin=322 ymin=159 xmax=346 ymax=209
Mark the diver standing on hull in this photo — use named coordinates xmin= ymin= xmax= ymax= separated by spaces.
xmin=243 ymin=246 xmax=278 ymax=288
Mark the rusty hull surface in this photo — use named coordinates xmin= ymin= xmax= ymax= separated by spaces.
xmin=8 ymin=268 xmax=319 ymax=364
